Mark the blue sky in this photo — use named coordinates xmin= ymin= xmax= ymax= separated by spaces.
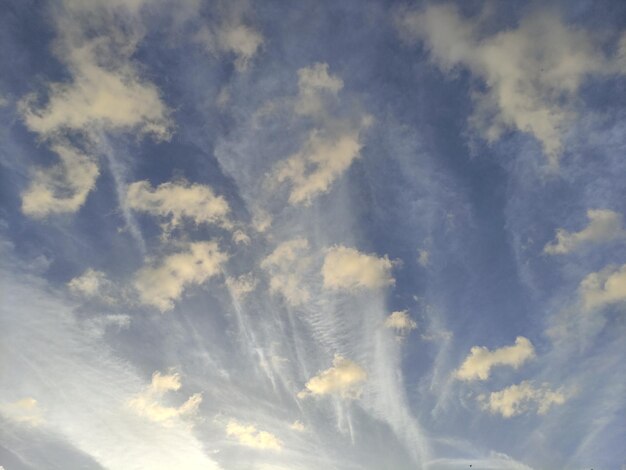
xmin=1 ymin=1 xmax=625 ymax=469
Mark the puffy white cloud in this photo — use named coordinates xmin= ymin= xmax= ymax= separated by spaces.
xmin=322 ymin=245 xmax=395 ymax=291
xmin=225 ymin=420 xmax=282 ymax=451
xmin=18 ymin=0 xmax=171 ymax=217
xmin=194 ymin=20 xmax=263 ymax=72
xmin=129 ymin=371 xmax=202 ymax=424
xmin=479 ymin=381 xmax=567 ymax=418
xmin=579 ymin=263 xmax=626 ymax=312
xmin=272 ymin=121 xmax=370 ymax=205
xmin=21 ymin=143 xmax=99 ymax=217
xmin=455 ymin=336 xmax=535 ymax=381
xmin=0 ymin=397 xmax=43 ymax=426
xmin=544 ymin=209 xmax=625 ymax=254
xmin=126 ymin=180 xmax=230 ymax=230
xmin=134 ymin=241 xmax=228 ymax=312
xmin=260 ymin=238 xmax=311 ymax=306
xmin=398 ymin=4 xmax=626 ymax=167
xmin=232 ymin=229 xmax=251 ymax=245
xmin=417 ymin=249 xmax=430 ymax=267
xmin=298 ymin=355 xmax=367 ymax=399
xmin=385 ymin=310 xmax=417 ymax=333
xmin=225 ymin=272 xmax=257 ymax=300
xmin=295 ymin=62 xmax=344 ymax=117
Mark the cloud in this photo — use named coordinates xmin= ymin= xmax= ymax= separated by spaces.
xmin=272 ymin=121 xmax=370 ymax=205
xmin=67 ymin=268 xmax=117 ymax=303
xmin=18 ymin=0 xmax=171 ymax=217
xmin=385 ymin=310 xmax=417 ymax=333
xmin=398 ymin=4 xmax=626 ymax=167
xmin=134 ymin=241 xmax=228 ymax=312
xmin=479 ymin=381 xmax=567 ymax=418
xmin=417 ymin=249 xmax=430 ymax=267
xmin=260 ymin=238 xmax=311 ymax=306
xmin=322 ymin=245 xmax=395 ymax=291
xmin=128 ymin=371 xmax=202 ymax=424
xmin=232 ymin=229 xmax=251 ymax=245
xmin=225 ymin=272 xmax=257 ymax=300
xmin=225 ymin=420 xmax=282 ymax=451
xmin=455 ymin=336 xmax=535 ymax=381
xmin=579 ymin=263 xmax=626 ymax=312
xmin=290 ymin=420 xmax=306 ymax=432
xmin=544 ymin=209 xmax=625 ymax=254
xmin=295 ymin=62 xmax=344 ymax=117
xmin=21 ymin=143 xmax=99 ymax=217
xmin=0 ymin=398 xmax=43 ymax=426
xmin=127 ymin=180 xmax=231 ymax=232
xmin=298 ymin=355 xmax=367 ymax=399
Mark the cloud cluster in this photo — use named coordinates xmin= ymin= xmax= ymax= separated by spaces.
xmin=225 ymin=420 xmax=283 ymax=451
xmin=128 ymin=371 xmax=202 ymax=424
xmin=545 ymin=209 xmax=625 ymax=254
xmin=298 ymin=355 xmax=367 ymax=399
xmin=455 ymin=336 xmax=535 ymax=381
xmin=19 ymin=0 xmax=171 ymax=216
xmin=225 ymin=272 xmax=258 ymax=300
xmin=479 ymin=381 xmax=567 ymax=418
xmin=579 ymin=263 xmax=626 ymax=312
xmin=260 ymin=238 xmax=312 ymax=306
xmin=322 ymin=245 xmax=395 ymax=291
xmin=127 ymin=180 xmax=231 ymax=230
xmin=398 ymin=4 xmax=626 ymax=166
xmin=270 ymin=63 xmax=372 ymax=205
xmin=134 ymin=241 xmax=228 ymax=312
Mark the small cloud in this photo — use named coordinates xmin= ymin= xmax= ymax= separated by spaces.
xmin=260 ymin=238 xmax=311 ymax=306
xmin=298 ymin=355 xmax=367 ymax=399
xmin=455 ymin=336 xmax=535 ymax=381
xmin=417 ymin=249 xmax=430 ymax=267
xmin=68 ymin=268 xmax=117 ymax=302
xmin=251 ymin=209 xmax=272 ymax=233
xmin=0 ymin=397 xmax=44 ymax=426
xmin=322 ymin=245 xmax=395 ymax=291
xmin=479 ymin=381 xmax=567 ymax=418
xmin=232 ymin=229 xmax=251 ymax=245
xmin=21 ymin=144 xmax=99 ymax=218
xmin=225 ymin=273 xmax=257 ymax=300
xmin=134 ymin=241 xmax=228 ymax=312
xmin=126 ymin=180 xmax=230 ymax=231
xmin=579 ymin=263 xmax=626 ymax=312
xmin=128 ymin=371 xmax=202 ymax=425
xmin=226 ymin=420 xmax=282 ymax=451
xmin=295 ymin=62 xmax=344 ymax=117
xmin=290 ymin=420 xmax=306 ymax=432
xmin=544 ymin=209 xmax=625 ymax=254
xmin=384 ymin=310 xmax=417 ymax=334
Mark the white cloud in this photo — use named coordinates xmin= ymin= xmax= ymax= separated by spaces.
xmin=385 ymin=310 xmax=417 ymax=333
xmin=272 ymin=121 xmax=370 ymax=205
xmin=455 ymin=336 xmax=535 ymax=381
xmin=225 ymin=272 xmax=257 ymax=300
xmin=67 ymin=268 xmax=118 ymax=304
xmin=21 ymin=143 xmax=99 ymax=217
xmin=232 ymin=229 xmax=251 ymax=245
xmin=225 ymin=420 xmax=282 ymax=451
xmin=418 ymin=249 xmax=430 ymax=267
xmin=579 ymin=263 xmax=626 ymax=312
xmin=127 ymin=180 xmax=230 ymax=230
xmin=544 ymin=209 xmax=625 ymax=254
xmin=298 ymin=355 xmax=367 ymax=399
xmin=295 ymin=62 xmax=344 ymax=117
xmin=290 ymin=420 xmax=306 ymax=432
xmin=398 ymin=5 xmax=626 ymax=167
xmin=479 ymin=381 xmax=567 ymax=418
xmin=322 ymin=245 xmax=395 ymax=291
xmin=0 ymin=397 xmax=43 ymax=426
xmin=128 ymin=371 xmax=202 ymax=425
xmin=18 ymin=0 xmax=171 ymax=217
xmin=134 ymin=241 xmax=228 ymax=312
xmin=260 ymin=238 xmax=311 ymax=306
xmin=194 ymin=21 xmax=263 ymax=72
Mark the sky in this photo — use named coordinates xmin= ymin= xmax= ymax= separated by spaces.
xmin=0 ymin=0 xmax=625 ymax=469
